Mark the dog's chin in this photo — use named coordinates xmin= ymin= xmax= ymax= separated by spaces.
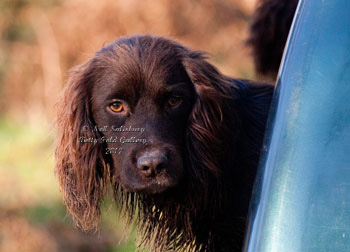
xmin=119 ymin=176 xmax=179 ymax=194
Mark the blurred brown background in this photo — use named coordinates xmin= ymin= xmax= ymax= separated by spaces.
xmin=0 ymin=0 xmax=258 ymax=251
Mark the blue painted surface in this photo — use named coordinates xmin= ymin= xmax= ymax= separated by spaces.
xmin=244 ymin=0 xmax=350 ymax=251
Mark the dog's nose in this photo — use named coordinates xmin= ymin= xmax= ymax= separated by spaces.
xmin=137 ymin=151 xmax=168 ymax=177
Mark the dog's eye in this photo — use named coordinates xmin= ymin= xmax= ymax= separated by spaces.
xmin=109 ymin=102 xmax=124 ymax=113
xmin=168 ymin=97 xmax=182 ymax=107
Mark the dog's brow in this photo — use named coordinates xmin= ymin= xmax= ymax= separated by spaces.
xmin=166 ymin=82 xmax=188 ymax=89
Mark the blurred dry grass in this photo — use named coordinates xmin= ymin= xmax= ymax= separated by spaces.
xmin=0 ymin=0 xmax=258 ymax=251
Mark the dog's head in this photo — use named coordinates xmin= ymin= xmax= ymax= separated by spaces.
xmin=55 ymin=35 xmax=234 ymax=231
xmin=90 ymin=37 xmax=196 ymax=195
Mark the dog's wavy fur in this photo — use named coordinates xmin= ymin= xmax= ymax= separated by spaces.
xmin=55 ymin=35 xmax=274 ymax=252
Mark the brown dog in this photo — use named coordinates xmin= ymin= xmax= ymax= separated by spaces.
xmin=55 ymin=35 xmax=273 ymax=252
xmin=248 ymin=0 xmax=299 ymax=78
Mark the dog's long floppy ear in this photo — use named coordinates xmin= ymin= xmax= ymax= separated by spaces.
xmin=182 ymin=51 xmax=235 ymax=183
xmin=55 ymin=59 xmax=108 ymax=231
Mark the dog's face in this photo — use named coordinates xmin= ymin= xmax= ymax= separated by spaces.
xmin=91 ymin=52 xmax=195 ymax=194
xmin=56 ymin=35 xmax=232 ymax=232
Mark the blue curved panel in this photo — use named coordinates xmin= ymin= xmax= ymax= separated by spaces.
xmin=244 ymin=0 xmax=350 ymax=251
